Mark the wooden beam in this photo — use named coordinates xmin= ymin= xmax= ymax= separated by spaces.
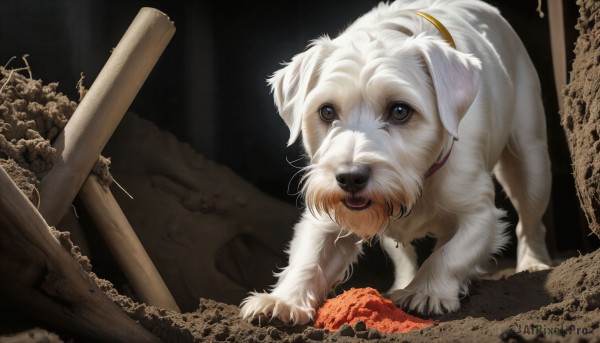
xmin=38 ymin=7 xmax=176 ymax=226
xmin=79 ymin=175 xmax=180 ymax=312
xmin=0 ymin=165 xmax=160 ymax=343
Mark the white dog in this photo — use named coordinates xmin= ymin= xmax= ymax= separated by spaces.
xmin=241 ymin=0 xmax=552 ymax=325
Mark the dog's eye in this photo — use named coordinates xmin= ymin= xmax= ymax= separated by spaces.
xmin=387 ymin=102 xmax=413 ymax=124
xmin=319 ymin=104 xmax=337 ymax=122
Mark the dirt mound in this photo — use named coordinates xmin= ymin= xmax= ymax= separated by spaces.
xmin=0 ymin=65 xmax=76 ymax=199
xmin=314 ymin=287 xmax=435 ymax=333
xmin=562 ymin=0 xmax=600 ymax=238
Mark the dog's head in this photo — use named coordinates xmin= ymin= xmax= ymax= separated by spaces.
xmin=269 ymin=30 xmax=481 ymax=240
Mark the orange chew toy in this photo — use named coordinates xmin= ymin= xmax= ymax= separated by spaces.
xmin=314 ymin=287 xmax=435 ymax=333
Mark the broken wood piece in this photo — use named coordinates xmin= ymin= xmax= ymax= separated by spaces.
xmin=38 ymin=7 xmax=176 ymax=226
xmin=79 ymin=174 xmax=180 ymax=312
xmin=0 ymin=166 xmax=160 ymax=343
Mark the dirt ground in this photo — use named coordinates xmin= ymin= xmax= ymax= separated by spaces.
xmin=1 ymin=0 xmax=600 ymax=341
xmin=97 ymin=247 xmax=600 ymax=342
xmin=6 ymin=227 xmax=600 ymax=342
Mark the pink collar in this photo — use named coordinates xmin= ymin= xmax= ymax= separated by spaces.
xmin=425 ymin=139 xmax=454 ymax=178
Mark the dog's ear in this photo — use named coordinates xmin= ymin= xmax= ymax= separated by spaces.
xmin=268 ymin=37 xmax=330 ymax=146
xmin=419 ymin=40 xmax=481 ymax=139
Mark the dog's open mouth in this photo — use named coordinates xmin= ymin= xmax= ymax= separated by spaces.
xmin=342 ymin=196 xmax=371 ymax=211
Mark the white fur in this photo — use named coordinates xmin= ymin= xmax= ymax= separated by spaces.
xmin=241 ymin=0 xmax=551 ymax=325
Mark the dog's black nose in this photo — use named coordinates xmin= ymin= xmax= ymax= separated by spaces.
xmin=335 ymin=164 xmax=370 ymax=193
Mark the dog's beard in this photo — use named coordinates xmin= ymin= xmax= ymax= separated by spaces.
xmin=303 ymin=185 xmax=411 ymax=241
xmin=300 ymin=140 xmax=425 ymax=241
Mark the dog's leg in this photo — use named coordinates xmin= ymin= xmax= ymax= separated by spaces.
xmin=381 ymin=235 xmax=417 ymax=291
xmin=389 ymin=176 xmax=507 ymax=315
xmin=495 ymin=127 xmax=552 ymax=271
xmin=240 ymin=212 xmax=362 ymax=326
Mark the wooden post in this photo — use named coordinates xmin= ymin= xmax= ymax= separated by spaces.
xmin=547 ymin=0 xmax=566 ymax=113
xmin=38 ymin=7 xmax=176 ymax=226
xmin=0 ymin=166 xmax=160 ymax=343
xmin=79 ymin=175 xmax=180 ymax=312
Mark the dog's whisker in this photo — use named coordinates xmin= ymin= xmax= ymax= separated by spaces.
xmin=338 ymin=228 xmax=352 ymax=240
xmin=286 ymin=169 xmax=305 ymax=195
xmin=285 ymin=155 xmax=307 ymax=169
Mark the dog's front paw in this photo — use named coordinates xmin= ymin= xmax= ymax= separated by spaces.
xmin=240 ymin=292 xmax=314 ymax=326
xmin=389 ymin=287 xmax=460 ymax=315
xmin=516 ymin=256 xmax=551 ymax=273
